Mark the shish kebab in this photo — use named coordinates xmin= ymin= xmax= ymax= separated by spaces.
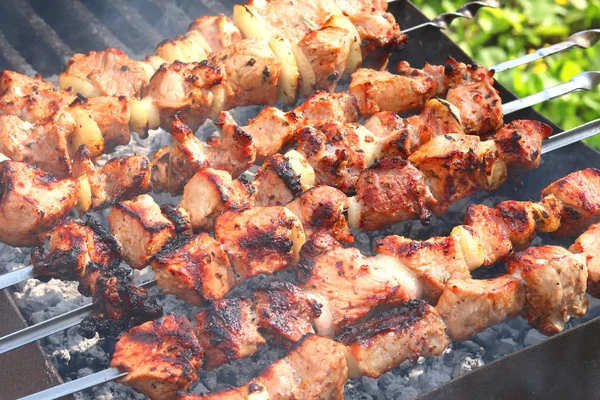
xmin=20 ymin=167 xmax=600 ymax=400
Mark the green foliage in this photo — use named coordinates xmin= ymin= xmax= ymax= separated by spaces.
xmin=410 ymin=0 xmax=600 ymax=148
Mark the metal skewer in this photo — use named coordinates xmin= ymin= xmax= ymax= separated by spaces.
xmin=401 ymin=1 xmax=500 ymax=34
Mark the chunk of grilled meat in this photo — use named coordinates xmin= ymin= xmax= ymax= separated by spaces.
xmin=375 ymin=235 xmax=471 ymax=304
xmin=108 ymin=195 xmax=176 ymax=269
xmin=59 ymin=48 xmax=153 ymax=97
xmin=112 ymin=314 xmax=203 ymax=400
xmin=508 ymin=246 xmax=588 ymax=335
xmin=179 ymin=168 xmax=254 ymax=231
xmin=0 ymin=161 xmax=79 ymax=246
xmin=286 ymin=185 xmax=353 ymax=244
xmin=541 ymin=168 xmax=600 ymax=236
xmin=187 ymin=14 xmax=243 ymax=52
xmin=253 ymin=151 xmax=316 ymax=206
xmin=435 ymin=276 xmax=526 ymax=341
xmin=74 ymin=95 xmax=132 ymax=151
xmin=417 ymin=58 xmax=495 ymax=97
xmin=150 ymin=233 xmax=236 ymax=306
xmin=195 ymin=298 xmax=266 ymax=370
xmin=31 ymin=216 xmax=122 ymax=282
xmin=337 ymin=300 xmax=450 ymax=378
xmin=492 ymin=120 xmax=552 ymax=171
xmin=181 ymin=335 xmax=348 ymax=400
xmin=570 ymin=223 xmax=600 ymax=298
xmin=445 ymin=81 xmax=503 ymax=135
xmin=349 ymin=67 xmax=437 ymax=116
xmin=293 ymin=91 xmax=360 ymax=127
xmin=215 ymin=206 xmax=306 ymax=279
xmin=72 ymin=146 xmax=151 ymax=212
xmin=464 ymin=204 xmax=513 ymax=266
xmin=240 ymin=107 xmax=300 ymax=162
xmin=297 ymin=233 xmax=421 ymax=336
xmin=348 ymin=158 xmax=437 ymax=230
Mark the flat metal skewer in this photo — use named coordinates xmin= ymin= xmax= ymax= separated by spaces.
xmin=402 ymin=1 xmax=500 ymax=34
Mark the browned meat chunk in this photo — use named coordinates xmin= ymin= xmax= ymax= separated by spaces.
xmin=508 ymin=246 xmax=588 ymax=335
xmin=78 ymin=95 xmax=132 ymax=151
xmin=492 ymin=120 xmax=552 ymax=171
xmin=112 ymin=315 xmax=204 ymax=400
xmin=215 ymin=207 xmax=306 ymax=279
xmin=195 ymin=298 xmax=266 ymax=370
xmin=446 ymin=81 xmax=503 ymax=135
xmin=435 ymin=276 xmax=525 ymax=341
xmin=364 ymin=111 xmax=422 ymax=160
xmin=417 ymin=58 xmax=495 ymax=96
xmin=464 ymin=204 xmax=514 ymax=265
xmin=253 ymin=152 xmax=314 ymax=206
xmin=337 ymin=300 xmax=450 ymax=378
xmin=108 ymin=195 xmax=176 ymax=269
xmin=294 ymin=91 xmax=360 ymax=127
xmin=242 ymin=107 xmax=300 ymax=161
xmin=0 ymin=161 xmax=79 ymax=246
xmin=150 ymin=233 xmax=236 ymax=306
xmin=570 ymin=223 xmax=600 ymax=298
xmin=348 ymin=158 xmax=437 ymax=230
xmin=187 ymin=15 xmax=243 ymax=52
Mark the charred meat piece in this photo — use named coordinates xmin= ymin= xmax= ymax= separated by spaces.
xmin=435 ymin=276 xmax=525 ymax=341
xmin=337 ymin=300 xmax=450 ymax=378
xmin=570 ymin=223 xmax=600 ymax=298
xmin=215 ymin=206 xmax=306 ymax=279
xmin=0 ymin=161 xmax=79 ymax=246
xmin=150 ymin=233 xmax=236 ymax=306
xmin=376 ymin=235 xmax=471 ymax=304
xmin=349 ymin=67 xmax=437 ymax=116
xmin=348 ymin=158 xmax=437 ymax=230
xmin=108 ymin=195 xmax=176 ymax=269
xmin=418 ymin=58 xmax=495 ymax=97
xmin=294 ymin=91 xmax=360 ymax=127
xmin=195 ymin=298 xmax=266 ymax=370
xmin=541 ymin=168 xmax=600 ymax=236
xmin=492 ymin=120 xmax=552 ymax=171
xmin=445 ymin=81 xmax=503 ymax=135
xmin=508 ymin=246 xmax=588 ymax=335
xmin=297 ymin=233 xmax=421 ymax=335
xmin=179 ymin=168 xmax=254 ymax=232
xmin=286 ymin=185 xmax=353 ymax=244
xmin=112 ymin=314 xmax=203 ymax=400
xmin=211 ymin=112 xmax=257 ymax=175
xmin=59 ymin=48 xmax=153 ymax=97
xmin=187 ymin=14 xmax=243 ymax=52
xmin=364 ymin=111 xmax=422 ymax=160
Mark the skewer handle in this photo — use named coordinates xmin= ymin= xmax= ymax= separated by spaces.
xmin=502 ymin=71 xmax=600 ymax=115
xmin=0 ymin=265 xmax=35 ymax=290
xmin=492 ymin=29 xmax=600 ymax=73
xmin=542 ymin=119 xmax=600 ymax=155
xmin=19 ymin=367 xmax=126 ymax=400
xmin=402 ymin=1 xmax=499 ymax=34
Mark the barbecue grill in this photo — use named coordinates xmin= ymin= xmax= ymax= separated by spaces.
xmin=0 ymin=0 xmax=599 ymax=399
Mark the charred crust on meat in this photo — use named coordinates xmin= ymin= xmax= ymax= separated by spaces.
xmin=114 ymin=201 xmax=174 ymax=233
xmin=204 ymin=299 xmax=246 ymax=348
xmin=149 ymin=235 xmax=194 ymax=263
xmin=264 ymin=154 xmax=304 ymax=197
xmin=161 ymin=204 xmax=192 ymax=235
xmin=238 ymin=229 xmax=293 ymax=258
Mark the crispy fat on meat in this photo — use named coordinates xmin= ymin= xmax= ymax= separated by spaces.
xmin=348 ymin=158 xmax=437 ymax=230
xmin=492 ymin=120 xmax=552 ymax=171
xmin=0 ymin=161 xmax=79 ymax=246
xmin=108 ymin=195 xmax=176 ymax=269
xmin=215 ymin=207 xmax=306 ymax=279
xmin=435 ymin=276 xmax=525 ymax=341
xmin=376 ymin=235 xmax=471 ymax=304
xmin=187 ymin=15 xmax=243 ymax=52
xmin=195 ymin=298 xmax=266 ymax=370
xmin=445 ymin=81 xmax=503 ymax=135
xmin=349 ymin=67 xmax=437 ymax=116
xmin=179 ymin=168 xmax=254 ymax=232
xmin=112 ymin=314 xmax=204 ymax=400
xmin=570 ymin=223 xmax=600 ymax=298
xmin=297 ymin=233 xmax=421 ymax=335
xmin=286 ymin=185 xmax=353 ymax=244
xmin=150 ymin=233 xmax=236 ymax=306
xmin=508 ymin=246 xmax=588 ymax=335
xmin=337 ymin=300 xmax=450 ymax=378
xmin=541 ymin=168 xmax=600 ymax=236
xmin=59 ymin=48 xmax=152 ymax=97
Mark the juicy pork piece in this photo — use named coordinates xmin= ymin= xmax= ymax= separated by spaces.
xmin=375 ymin=235 xmax=471 ymax=303
xmin=435 ymin=276 xmax=526 ymax=341
xmin=464 ymin=204 xmax=514 ymax=266
xmin=59 ymin=48 xmax=153 ymax=97
xmin=214 ymin=207 xmax=306 ymax=279
xmin=570 ymin=223 xmax=600 ymax=298
xmin=297 ymin=233 xmax=421 ymax=336
xmin=508 ymin=246 xmax=588 ymax=335
xmin=541 ymin=168 xmax=600 ymax=236
xmin=445 ymin=81 xmax=503 ymax=135
xmin=0 ymin=161 xmax=79 ymax=246
xmin=195 ymin=298 xmax=266 ymax=370
xmin=179 ymin=168 xmax=254 ymax=231
xmin=348 ymin=158 xmax=437 ymax=230
xmin=492 ymin=120 xmax=553 ymax=171
xmin=349 ymin=67 xmax=437 ymax=116
xmin=286 ymin=185 xmax=353 ymax=244
xmin=417 ymin=58 xmax=495 ymax=96
xmin=75 ymin=95 xmax=132 ymax=151
xmin=253 ymin=151 xmax=316 ymax=206
xmin=72 ymin=146 xmax=151 ymax=212
xmin=180 ymin=335 xmax=348 ymax=400
xmin=150 ymin=233 xmax=236 ymax=306
xmin=293 ymin=91 xmax=360 ymax=127
xmin=337 ymin=300 xmax=450 ymax=378
xmin=112 ymin=314 xmax=204 ymax=400
xmin=108 ymin=195 xmax=176 ymax=269
xmin=187 ymin=14 xmax=243 ymax=52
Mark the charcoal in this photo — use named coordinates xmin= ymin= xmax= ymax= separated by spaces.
xmin=523 ymin=329 xmax=547 ymax=346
